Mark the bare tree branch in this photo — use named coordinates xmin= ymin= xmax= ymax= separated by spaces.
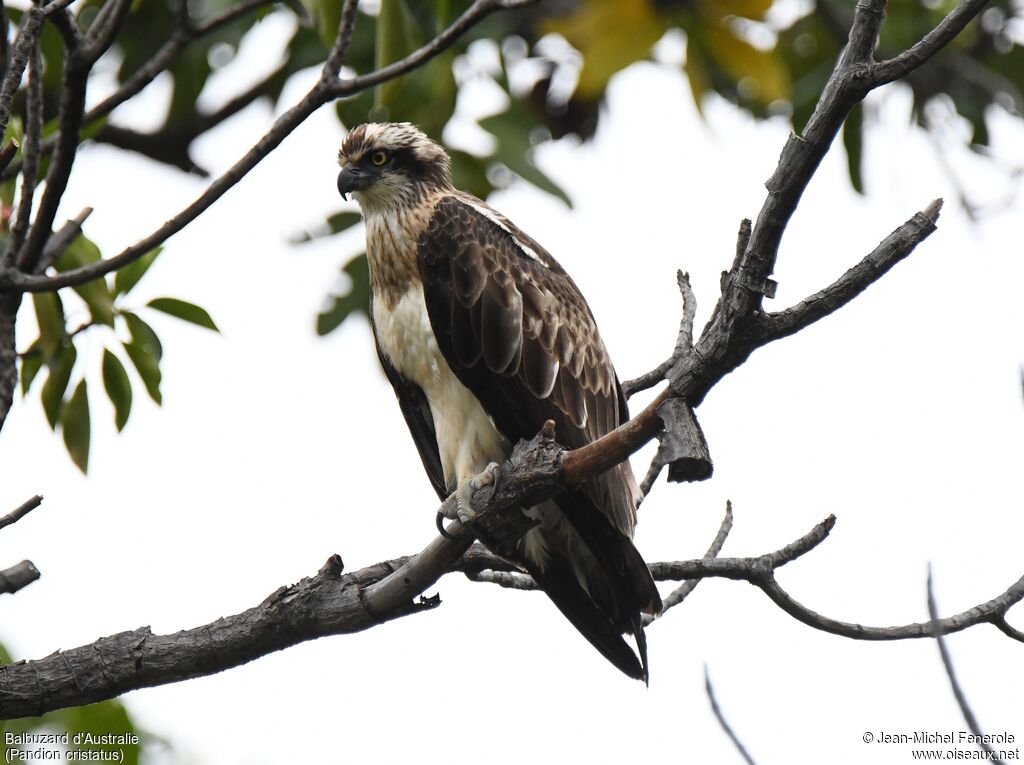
xmin=2 ymin=502 xmax=1020 ymax=718
xmin=0 ymin=560 xmax=40 ymax=596
xmin=656 ymin=500 xmax=733 ymax=618
xmin=0 ymin=5 xmax=44 ymax=139
xmin=872 ymin=0 xmax=990 ymax=85
xmin=622 ymin=270 xmax=696 ymax=398
xmin=82 ymin=0 xmax=130 ymax=64
xmin=928 ymin=569 xmax=1007 ymax=764
xmin=15 ymin=6 xmax=89 ymax=275
xmin=0 ymin=0 xmax=277 ymax=181
xmin=3 ymin=24 xmax=41 ymax=267
xmin=761 ymin=200 xmax=943 ymax=340
xmin=0 ymin=554 xmax=439 ymax=718
xmin=993 ymin=616 xmax=1024 ymax=645
xmin=327 ymin=0 xmax=539 ymax=97
xmin=705 ymin=665 xmax=759 ymax=765
xmin=36 ymin=206 xmax=93 ymax=272
xmin=647 ymin=516 xmax=1024 ymax=643
xmin=0 ymin=494 xmax=43 ymax=531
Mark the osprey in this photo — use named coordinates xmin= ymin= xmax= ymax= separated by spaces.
xmin=338 ymin=122 xmax=661 ymax=681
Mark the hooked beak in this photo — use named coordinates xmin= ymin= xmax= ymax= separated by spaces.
xmin=337 ymin=166 xmax=368 ymax=200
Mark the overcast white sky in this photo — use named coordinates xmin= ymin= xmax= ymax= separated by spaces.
xmin=1 ymin=9 xmax=1022 ymax=764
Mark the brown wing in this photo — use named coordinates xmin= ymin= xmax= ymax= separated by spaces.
xmin=417 ymin=194 xmax=639 ymax=537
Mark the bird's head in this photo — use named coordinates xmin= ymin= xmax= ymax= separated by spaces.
xmin=337 ymin=122 xmax=452 ymax=212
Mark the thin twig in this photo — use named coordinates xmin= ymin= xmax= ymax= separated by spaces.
xmin=638 ymin=460 xmax=663 ymax=497
xmin=622 ymin=270 xmax=697 ymax=398
xmin=0 ymin=141 xmax=17 ymax=174
xmin=705 ymin=666 xmax=758 ymax=765
xmin=927 ymin=568 xmax=1006 ymax=764
xmin=0 ymin=6 xmax=44 ymax=139
xmin=5 ymin=31 xmax=43 ymax=265
xmin=328 ymin=0 xmax=540 ymax=97
xmin=0 ymin=495 xmax=43 ymax=530
xmin=872 ymin=0 xmax=991 ymax=85
xmin=656 ymin=500 xmax=733 ymax=618
xmin=323 ymin=0 xmax=360 ymax=78
xmin=15 ymin=10 xmax=89 ymax=275
xmin=36 ymin=207 xmax=93 ymax=273
xmin=993 ymin=616 xmax=1024 ymax=644
xmin=83 ymin=0 xmax=132 ymax=64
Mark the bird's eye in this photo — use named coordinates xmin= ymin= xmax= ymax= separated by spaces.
xmin=370 ymin=151 xmax=389 ymax=166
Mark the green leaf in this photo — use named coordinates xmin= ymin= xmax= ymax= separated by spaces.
xmin=61 ymin=379 xmax=90 ymax=474
xmin=55 ymin=234 xmax=115 ymax=327
xmin=290 ymin=211 xmax=362 ymax=244
xmin=122 ymin=312 xmax=162 ymax=404
xmin=545 ymin=0 xmax=665 ymax=98
xmin=360 ymin=1 xmax=456 ymax=137
xmin=122 ymin=311 xmax=163 ymax=361
xmin=375 ymin=0 xmax=415 ymax=110
xmin=317 ymin=253 xmax=370 ymax=335
xmin=57 ymin=699 xmax=142 ymax=765
xmin=32 ymin=291 xmax=65 ymax=357
xmin=113 ymin=246 xmax=162 ymax=296
xmin=702 ymin=23 xmax=790 ymax=105
xmin=843 ymin=102 xmax=865 ymax=194
xmin=101 ymin=349 xmax=133 ymax=432
xmin=123 ymin=339 xmax=161 ymax=405
xmin=147 ymin=297 xmax=219 ymax=331
xmin=19 ymin=346 xmax=44 ymax=395
xmin=41 ymin=343 xmax=76 ymax=430
xmin=300 ymin=0 xmax=343 ymax=49
xmin=480 ymin=107 xmax=572 ymax=206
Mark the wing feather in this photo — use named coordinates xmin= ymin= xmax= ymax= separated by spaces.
xmin=418 ymin=194 xmax=639 ymax=536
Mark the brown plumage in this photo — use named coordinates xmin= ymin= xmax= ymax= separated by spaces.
xmin=339 ymin=122 xmax=661 ymax=681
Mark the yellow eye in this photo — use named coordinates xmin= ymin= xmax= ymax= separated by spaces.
xmin=370 ymin=151 xmax=389 ymax=166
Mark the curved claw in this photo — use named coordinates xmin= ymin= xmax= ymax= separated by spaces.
xmin=436 ymin=511 xmax=455 ymax=540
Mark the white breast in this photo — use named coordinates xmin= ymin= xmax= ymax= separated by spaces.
xmin=373 ymin=285 xmax=508 ymax=490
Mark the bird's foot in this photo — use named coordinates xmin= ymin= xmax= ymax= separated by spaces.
xmin=439 ymin=462 xmax=500 ymax=526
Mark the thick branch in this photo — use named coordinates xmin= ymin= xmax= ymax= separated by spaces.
xmin=4 ymin=503 xmax=1021 ymax=718
xmin=0 ymin=555 xmax=439 ymax=719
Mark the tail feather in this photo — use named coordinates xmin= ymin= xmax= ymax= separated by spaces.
xmin=521 ymin=552 xmax=649 ymax=683
xmin=513 ymin=492 xmax=658 ymax=683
